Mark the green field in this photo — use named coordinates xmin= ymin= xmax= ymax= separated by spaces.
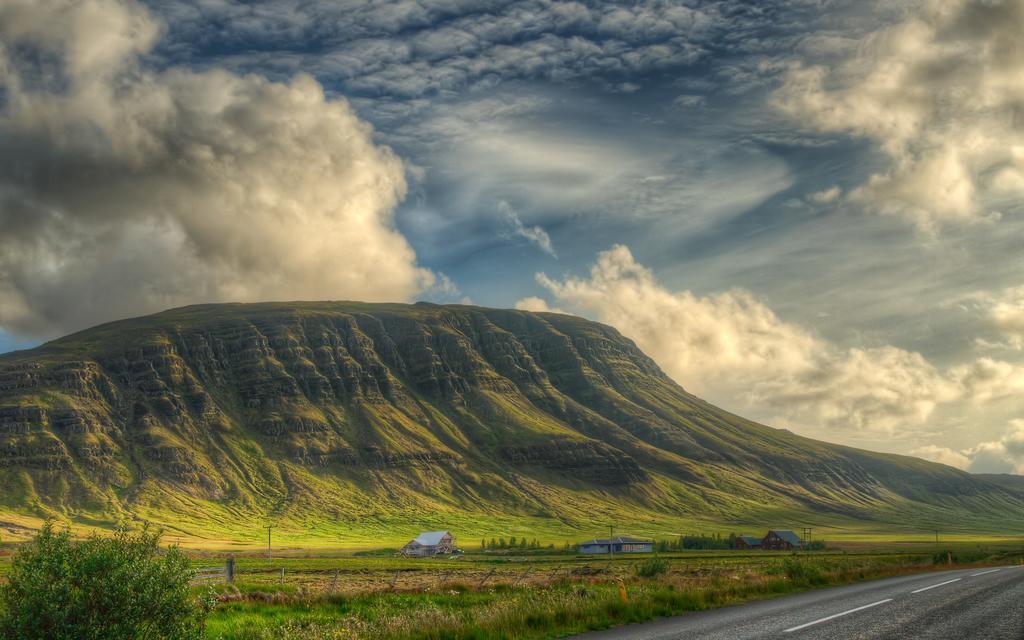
xmin=191 ymin=543 xmax=1024 ymax=640
xmin=4 ymin=534 xmax=1023 ymax=639
xmin=4 ymin=505 xmax=1020 ymax=552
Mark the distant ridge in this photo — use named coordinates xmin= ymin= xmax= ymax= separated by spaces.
xmin=975 ymin=474 xmax=1024 ymax=496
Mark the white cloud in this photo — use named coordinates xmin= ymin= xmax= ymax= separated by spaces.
xmin=910 ymin=445 xmax=972 ymax=470
xmin=534 ymin=245 xmax=1024 ymax=438
xmin=808 ymin=186 xmax=841 ymax=204
xmin=988 ymin=286 xmax=1024 ymax=348
xmin=0 ymin=0 xmax=436 ymax=337
xmin=775 ymin=0 xmax=1024 ymax=232
xmin=949 ymin=358 xmax=1024 ymax=402
xmin=415 ymin=96 xmax=792 ymax=240
xmin=514 ymin=296 xmax=565 ymax=314
xmin=537 ymin=246 xmax=820 ymax=386
xmin=498 ymin=201 xmax=556 ymax=257
xmin=914 ymin=421 xmax=1024 ymax=474
xmin=671 ymin=94 xmax=706 ymax=109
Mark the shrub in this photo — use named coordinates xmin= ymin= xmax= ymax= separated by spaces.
xmin=0 ymin=523 xmax=213 ymax=640
xmin=782 ymin=558 xmax=827 ymax=586
xmin=634 ymin=557 xmax=670 ymax=578
xmin=933 ymin=550 xmax=956 ymax=565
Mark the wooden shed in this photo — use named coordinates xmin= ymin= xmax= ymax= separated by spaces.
xmin=735 ymin=535 xmax=763 ymax=550
xmin=399 ymin=531 xmax=456 ymax=557
xmin=761 ymin=530 xmax=802 ymax=550
xmin=578 ymin=536 xmax=654 ymax=554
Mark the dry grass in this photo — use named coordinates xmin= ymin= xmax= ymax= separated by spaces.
xmin=203 ymin=549 xmax=1024 ymax=640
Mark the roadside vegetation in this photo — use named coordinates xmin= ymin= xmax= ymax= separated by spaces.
xmin=1 ymin=527 xmax=1021 ymax=640
xmin=197 ymin=544 xmax=1023 ymax=640
xmin=0 ymin=525 xmax=213 ymax=639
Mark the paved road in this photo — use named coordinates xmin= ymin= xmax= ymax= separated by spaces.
xmin=573 ymin=565 xmax=1024 ymax=639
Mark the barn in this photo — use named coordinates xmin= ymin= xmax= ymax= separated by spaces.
xmin=735 ymin=535 xmax=763 ymax=550
xmin=761 ymin=530 xmax=802 ymax=550
xmin=399 ymin=531 xmax=457 ymax=557
xmin=578 ymin=536 xmax=654 ymax=554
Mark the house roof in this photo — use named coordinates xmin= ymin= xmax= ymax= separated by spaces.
xmin=579 ymin=536 xmax=653 ymax=546
xmin=412 ymin=531 xmax=451 ymax=546
xmin=768 ymin=530 xmax=802 ymax=545
xmin=739 ymin=535 xmax=762 ymax=545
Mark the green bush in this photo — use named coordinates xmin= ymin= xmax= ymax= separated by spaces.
xmin=634 ymin=557 xmax=670 ymax=578
xmin=782 ymin=558 xmax=827 ymax=586
xmin=0 ymin=523 xmax=213 ymax=640
xmin=933 ymin=550 xmax=956 ymax=565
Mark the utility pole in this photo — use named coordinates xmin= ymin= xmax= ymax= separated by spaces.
xmin=609 ymin=525 xmax=615 ymax=559
xmin=267 ymin=525 xmax=274 ymax=563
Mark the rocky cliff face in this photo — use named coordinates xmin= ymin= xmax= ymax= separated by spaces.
xmin=1 ymin=302 xmax=1021 ymax=537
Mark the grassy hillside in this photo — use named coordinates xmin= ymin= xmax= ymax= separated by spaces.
xmin=974 ymin=474 xmax=1024 ymax=496
xmin=1 ymin=301 xmax=1023 ymax=546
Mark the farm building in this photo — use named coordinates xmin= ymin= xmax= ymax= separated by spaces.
xmin=735 ymin=535 xmax=763 ymax=550
xmin=761 ymin=530 xmax=802 ymax=550
xmin=578 ymin=536 xmax=654 ymax=554
xmin=399 ymin=531 xmax=457 ymax=557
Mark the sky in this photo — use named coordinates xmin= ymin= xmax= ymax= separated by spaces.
xmin=2 ymin=0 xmax=1024 ymax=473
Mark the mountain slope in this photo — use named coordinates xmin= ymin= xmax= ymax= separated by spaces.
xmin=975 ymin=474 xmax=1024 ymax=496
xmin=1 ymin=302 xmax=1021 ymax=544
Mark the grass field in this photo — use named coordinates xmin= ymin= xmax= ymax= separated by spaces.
xmin=181 ymin=540 xmax=1024 ymax=640
xmin=4 ymin=532 xmax=1024 ymax=639
xmin=6 ymin=503 xmax=1023 ymax=551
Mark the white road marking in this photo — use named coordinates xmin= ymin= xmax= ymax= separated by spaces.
xmin=911 ymin=578 xmax=961 ymax=594
xmin=971 ymin=569 xmax=1001 ymax=577
xmin=783 ymin=599 xmax=893 ymax=633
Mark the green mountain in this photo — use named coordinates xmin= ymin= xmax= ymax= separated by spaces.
xmin=1 ymin=302 xmax=1021 ymax=545
xmin=974 ymin=474 xmax=1024 ymax=497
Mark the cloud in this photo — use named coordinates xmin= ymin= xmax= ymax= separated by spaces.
xmin=514 ymin=296 xmax=566 ymax=314
xmin=774 ymin=0 xmax=1024 ymax=233
xmin=910 ymin=445 xmax=972 ymax=470
xmin=988 ymin=286 xmax=1024 ymax=348
xmin=534 ymin=245 xmax=1024 ymax=437
xmin=149 ymin=1 xmax=716 ymax=99
xmin=914 ymin=421 xmax=1024 ymax=473
xmin=671 ymin=94 xmax=706 ymax=109
xmin=498 ymin=201 xmax=556 ymax=257
xmin=949 ymin=357 xmax=1024 ymax=402
xmin=537 ymin=246 xmax=820 ymax=387
xmin=409 ymin=93 xmax=792 ymax=243
xmin=0 ymin=0 xmax=436 ymax=337
xmin=808 ymin=186 xmax=841 ymax=204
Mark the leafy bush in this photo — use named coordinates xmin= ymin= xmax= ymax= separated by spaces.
xmin=634 ymin=557 xmax=670 ymax=578
xmin=782 ymin=558 xmax=827 ymax=586
xmin=0 ymin=523 xmax=213 ymax=640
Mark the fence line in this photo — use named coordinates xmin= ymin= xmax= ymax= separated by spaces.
xmin=189 ymin=556 xmax=659 ymax=592
xmin=191 ymin=557 xmax=234 ymax=584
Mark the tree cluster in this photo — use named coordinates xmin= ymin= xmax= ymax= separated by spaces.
xmin=657 ymin=533 xmax=739 ymax=551
xmin=480 ymin=536 xmax=547 ymax=551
